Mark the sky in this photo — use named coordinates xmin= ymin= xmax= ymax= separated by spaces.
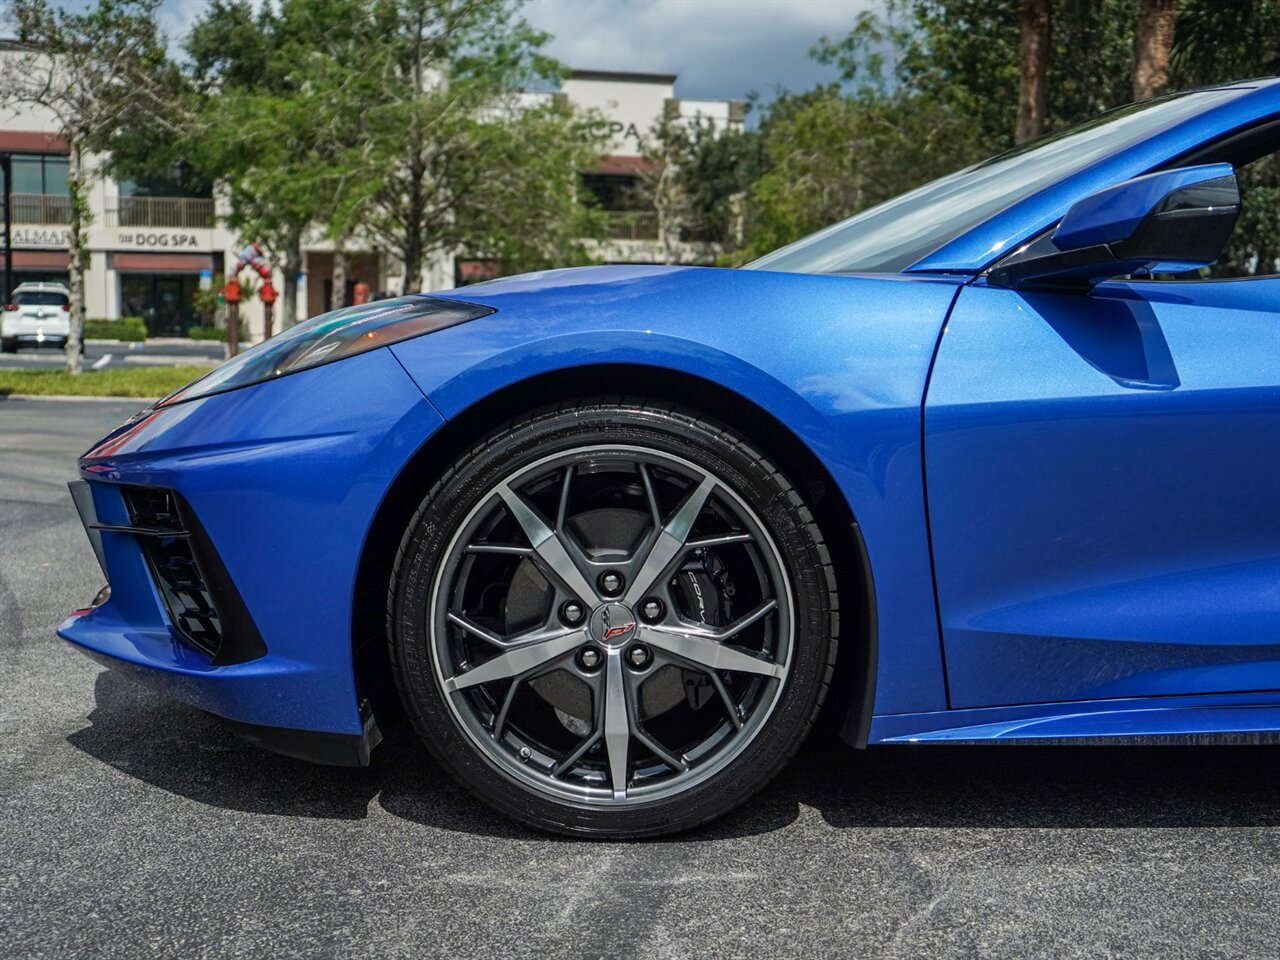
xmin=148 ymin=0 xmax=883 ymax=104
xmin=521 ymin=0 xmax=881 ymax=101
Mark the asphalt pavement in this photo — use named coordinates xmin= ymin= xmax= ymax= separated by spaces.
xmin=2 ymin=396 xmax=1279 ymax=960
xmin=0 ymin=338 xmax=226 ymax=370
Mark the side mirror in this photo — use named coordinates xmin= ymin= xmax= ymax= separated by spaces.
xmin=988 ymin=163 xmax=1240 ymax=290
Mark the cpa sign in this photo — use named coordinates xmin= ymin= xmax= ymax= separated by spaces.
xmin=590 ymin=118 xmax=645 ymax=151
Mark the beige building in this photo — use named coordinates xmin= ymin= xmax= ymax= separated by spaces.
xmin=2 ymin=48 xmax=743 ymax=340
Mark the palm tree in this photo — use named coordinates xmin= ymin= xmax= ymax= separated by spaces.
xmin=1134 ymin=0 xmax=1179 ymax=100
xmin=1016 ymin=0 xmax=1052 ymax=143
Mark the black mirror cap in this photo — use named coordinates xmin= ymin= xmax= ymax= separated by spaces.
xmin=988 ymin=172 xmax=1240 ymax=291
xmin=1111 ymin=174 xmax=1240 ymax=265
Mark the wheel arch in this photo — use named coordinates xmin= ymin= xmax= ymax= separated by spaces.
xmin=351 ymin=363 xmax=878 ymax=749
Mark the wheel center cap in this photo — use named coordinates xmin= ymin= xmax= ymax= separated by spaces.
xmin=589 ymin=602 xmax=638 ymax=647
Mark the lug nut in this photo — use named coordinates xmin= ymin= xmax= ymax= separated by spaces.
xmin=640 ymin=598 xmax=664 ymax=623
xmin=561 ymin=601 xmax=585 ymax=624
xmin=627 ymin=645 xmax=651 ymax=668
xmin=598 ymin=570 xmax=624 ymax=596
xmin=578 ymin=647 xmax=602 ymax=670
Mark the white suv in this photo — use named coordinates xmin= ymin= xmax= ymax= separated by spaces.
xmin=2 ymin=282 xmax=72 ymax=353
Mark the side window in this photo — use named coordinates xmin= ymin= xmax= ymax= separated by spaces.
xmin=1207 ymin=146 xmax=1279 ymax=278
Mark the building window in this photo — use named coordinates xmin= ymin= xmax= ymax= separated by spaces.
xmin=10 ymin=153 xmax=69 ymax=196
xmin=582 ymin=172 xmax=646 ymax=212
xmin=114 ymin=165 xmax=215 ymax=228
xmin=7 ymin=154 xmax=71 ymax=224
xmin=117 ymin=162 xmax=212 ymax=200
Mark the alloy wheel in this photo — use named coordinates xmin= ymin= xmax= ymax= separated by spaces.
xmin=428 ymin=445 xmax=795 ymax=805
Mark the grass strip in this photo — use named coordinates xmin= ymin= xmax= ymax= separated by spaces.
xmin=0 ymin=366 xmax=213 ymax=399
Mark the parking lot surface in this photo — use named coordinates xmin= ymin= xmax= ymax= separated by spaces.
xmin=0 ymin=339 xmax=225 ymax=370
xmin=2 ymin=396 xmax=1279 ymax=960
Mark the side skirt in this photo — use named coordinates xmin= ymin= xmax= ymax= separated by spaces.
xmin=870 ymin=691 xmax=1280 ymax=745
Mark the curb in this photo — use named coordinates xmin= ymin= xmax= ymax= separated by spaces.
xmin=0 ymin=394 xmax=158 ymax=404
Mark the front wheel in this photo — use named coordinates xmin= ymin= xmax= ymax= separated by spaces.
xmin=389 ymin=401 xmax=839 ymax=837
xmin=0 ymin=338 xmax=16 ymax=354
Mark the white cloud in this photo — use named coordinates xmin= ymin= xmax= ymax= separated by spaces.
xmin=524 ymin=0 xmax=880 ymax=102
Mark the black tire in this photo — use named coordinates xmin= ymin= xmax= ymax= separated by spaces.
xmin=0 ymin=338 xmax=16 ymax=354
xmin=389 ymin=400 xmax=839 ymax=837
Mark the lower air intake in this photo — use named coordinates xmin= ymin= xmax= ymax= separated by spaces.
xmin=121 ymin=485 xmax=265 ymax=664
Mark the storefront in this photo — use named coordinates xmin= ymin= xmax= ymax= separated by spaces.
xmin=111 ymin=252 xmax=216 ymax=337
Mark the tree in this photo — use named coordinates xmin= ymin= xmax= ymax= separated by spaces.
xmin=0 ymin=0 xmax=182 ymax=372
xmin=1016 ymin=0 xmax=1052 ymax=142
xmin=1170 ymin=0 xmax=1280 ymax=86
xmin=640 ymin=114 xmax=761 ymax=263
xmin=184 ymin=0 xmax=374 ymax=328
xmin=731 ymin=8 xmax=989 ymax=261
xmin=321 ymin=0 xmax=604 ymax=290
xmin=1133 ymin=0 xmax=1178 ymax=99
xmin=728 ymin=0 xmax=1277 ymax=263
xmin=185 ymin=0 xmax=603 ymax=302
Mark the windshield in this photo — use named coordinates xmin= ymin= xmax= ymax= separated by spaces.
xmin=13 ymin=291 xmax=68 ymax=306
xmin=747 ymin=88 xmax=1241 ymax=276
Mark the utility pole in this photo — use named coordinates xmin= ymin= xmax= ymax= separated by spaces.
xmin=1 ymin=154 xmax=13 ymax=303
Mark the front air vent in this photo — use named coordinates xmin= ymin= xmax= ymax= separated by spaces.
xmin=118 ymin=485 xmax=265 ymax=665
xmin=123 ymin=486 xmax=221 ymax=656
xmin=122 ymin=486 xmax=185 ymax=533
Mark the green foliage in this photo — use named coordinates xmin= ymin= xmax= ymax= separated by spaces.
xmin=84 ymin=317 xmax=147 ymax=341
xmin=731 ymin=0 xmax=1280 ymax=266
xmin=179 ymin=0 xmax=605 ymax=289
xmin=1171 ymin=0 xmax=1280 ymax=87
xmin=641 ymin=116 xmax=763 ymax=252
xmin=190 ymin=274 xmax=224 ymax=327
xmin=1214 ymin=152 xmax=1280 ymax=277
xmin=187 ymin=324 xmax=246 ymax=341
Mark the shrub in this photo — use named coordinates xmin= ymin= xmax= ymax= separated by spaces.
xmin=187 ymin=324 xmax=247 ymax=342
xmin=84 ymin=316 xmax=147 ymax=342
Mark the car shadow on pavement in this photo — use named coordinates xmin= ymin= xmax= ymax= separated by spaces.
xmin=70 ymin=669 xmax=1280 ymax=838
xmin=68 ymin=670 xmax=382 ymax=822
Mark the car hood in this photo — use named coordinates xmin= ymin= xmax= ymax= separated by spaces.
xmin=438 ymin=263 xmax=704 ymax=313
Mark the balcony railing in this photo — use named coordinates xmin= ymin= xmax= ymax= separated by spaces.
xmin=108 ymin=196 xmax=215 ymax=229
xmin=6 ymin=193 xmax=72 ymax=225
xmin=600 ymin=210 xmax=659 ymax=241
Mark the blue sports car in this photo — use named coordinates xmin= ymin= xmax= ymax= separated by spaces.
xmin=61 ymin=80 xmax=1280 ymax=837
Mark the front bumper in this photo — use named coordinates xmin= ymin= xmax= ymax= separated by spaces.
xmin=57 ymin=348 xmax=446 ymax=763
xmin=5 ymin=332 xmax=68 ymax=345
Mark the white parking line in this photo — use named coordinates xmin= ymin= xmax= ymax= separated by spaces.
xmin=91 ymin=353 xmax=113 ymax=370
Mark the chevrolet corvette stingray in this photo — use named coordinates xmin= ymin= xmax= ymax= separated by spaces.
xmin=61 ymin=79 xmax=1280 ymax=837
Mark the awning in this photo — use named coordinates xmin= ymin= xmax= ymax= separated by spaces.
xmin=589 ymin=155 xmax=659 ymax=176
xmin=110 ymin=252 xmax=214 ymax=274
xmin=0 ymin=130 xmax=68 ymax=152
xmin=6 ymin=250 xmax=69 ymax=270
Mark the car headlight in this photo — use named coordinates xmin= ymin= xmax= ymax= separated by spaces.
xmin=159 ymin=295 xmax=494 ymax=407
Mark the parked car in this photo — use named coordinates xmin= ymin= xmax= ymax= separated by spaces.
xmin=2 ymin=281 xmax=72 ymax=352
xmin=61 ymin=79 xmax=1280 ymax=837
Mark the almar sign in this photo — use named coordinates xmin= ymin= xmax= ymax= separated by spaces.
xmin=12 ymin=227 xmax=70 ymax=248
xmin=116 ymin=231 xmax=201 ymax=248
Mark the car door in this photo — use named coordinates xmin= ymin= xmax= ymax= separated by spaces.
xmin=922 ymin=157 xmax=1280 ymax=709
